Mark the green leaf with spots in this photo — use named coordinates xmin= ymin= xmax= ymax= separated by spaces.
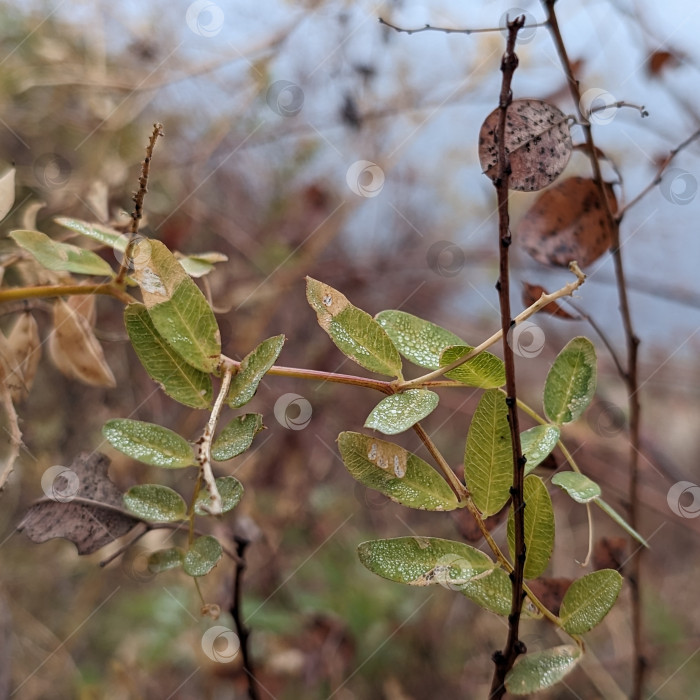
xmin=358 ymin=537 xmax=496 ymax=588
xmin=103 ymin=418 xmax=196 ymax=467
xmin=211 ymin=414 xmax=264 ymax=460
xmin=463 ymin=389 xmax=512 ymax=516
xmin=338 ymin=432 xmax=458 ymax=511
xmin=194 ymin=477 xmax=244 ymax=515
xmin=544 ymin=337 xmax=597 ymax=424
xmin=507 ymin=475 xmax=555 ymax=579
xmin=559 ymin=569 xmax=623 ymax=634
xmin=131 ymin=239 xmax=221 ymax=373
xmin=306 ymin=277 xmax=403 ymax=378
xmin=10 ymin=229 xmax=114 ymax=276
xmin=125 ymin=303 xmax=212 ymax=409
xmin=552 ymin=471 xmax=601 ymax=503
xmin=505 ymin=645 xmax=582 ymax=695
xmin=364 ymin=389 xmax=439 ymax=435
xmin=123 ymin=484 xmax=187 ymax=522
xmin=227 ymin=335 xmax=285 ymax=408
xmin=440 ymin=345 xmax=506 ymax=389
xmin=460 ymin=567 xmax=541 ymax=618
xmin=55 ymin=217 xmax=128 ymax=250
xmin=148 ymin=547 xmax=184 ymax=573
xmin=183 ymin=535 xmax=223 ymax=577
xmin=374 ymin=310 xmax=464 ymax=369
xmin=521 ymin=424 xmax=560 ymax=474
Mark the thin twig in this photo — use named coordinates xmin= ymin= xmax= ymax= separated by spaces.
xmin=231 ymin=535 xmax=260 ymax=700
xmin=115 ymin=123 xmax=164 ymax=285
xmin=378 ymin=16 xmax=545 ymax=36
xmin=411 ymin=423 xmax=468 ymax=501
xmin=489 ymin=16 xmax=526 ymax=699
xmin=0 ymin=282 xmax=136 ymax=305
xmin=542 ymin=2 xmax=646 ymax=694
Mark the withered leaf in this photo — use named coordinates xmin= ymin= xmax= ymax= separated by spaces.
xmin=522 ymin=283 xmax=579 ymax=320
xmin=525 ymin=577 xmax=573 ymax=616
xmin=17 ymin=452 xmax=141 ymax=555
xmin=479 ymin=99 xmax=572 ymax=192
xmin=49 ymin=298 xmax=116 ymax=387
xmin=518 ymin=177 xmax=618 ymax=268
xmin=4 ymin=312 xmax=42 ymax=401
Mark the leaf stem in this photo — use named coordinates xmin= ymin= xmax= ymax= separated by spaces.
xmin=411 ymin=422 xmax=468 ymax=501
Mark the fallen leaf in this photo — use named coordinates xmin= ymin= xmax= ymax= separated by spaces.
xmin=17 ymin=452 xmax=141 ymax=554
xmin=517 ymin=177 xmax=618 ymax=268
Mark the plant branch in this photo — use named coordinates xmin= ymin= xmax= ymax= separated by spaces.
xmin=489 ymin=16 xmax=526 ymax=699
xmin=0 ymin=282 xmax=136 ymax=305
xmin=230 ymin=535 xmax=260 ymax=700
xmin=411 ymin=423 xmax=468 ymax=501
xmin=115 ymin=122 xmax=164 ymax=285
xmin=378 ymin=16 xmax=544 ymax=36
xmin=195 ymin=366 xmax=233 ymax=515
xmin=542 ymin=3 xmax=645 ymax=691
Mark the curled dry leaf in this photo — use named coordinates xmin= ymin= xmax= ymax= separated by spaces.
xmin=518 ymin=177 xmax=618 ymax=268
xmin=479 ymin=99 xmax=572 ymax=192
xmin=66 ymin=292 xmax=96 ymax=326
xmin=17 ymin=452 xmax=141 ymax=554
xmin=521 ymin=283 xmax=579 ymax=320
xmin=2 ymin=312 xmax=42 ymax=402
xmin=49 ymin=298 xmax=116 ymax=387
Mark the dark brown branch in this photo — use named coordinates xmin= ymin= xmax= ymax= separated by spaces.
xmin=115 ymin=122 xmax=164 ymax=284
xmin=231 ymin=535 xmax=259 ymax=700
xmin=541 ymin=2 xmax=646 ymax=696
xmin=489 ymin=15 xmax=527 ymax=700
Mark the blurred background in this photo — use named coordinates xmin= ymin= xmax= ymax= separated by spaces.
xmin=1 ymin=0 xmax=700 ymax=697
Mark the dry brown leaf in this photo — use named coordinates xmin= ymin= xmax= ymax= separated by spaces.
xmin=66 ymin=292 xmax=96 ymax=326
xmin=478 ymin=99 xmax=572 ymax=192
xmin=5 ymin=312 xmax=41 ymax=401
xmin=517 ymin=177 xmax=618 ymax=268
xmin=49 ymin=298 xmax=116 ymax=387
xmin=17 ymin=452 xmax=140 ymax=554
xmin=647 ymin=50 xmax=679 ymax=77
xmin=522 ymin=283 xmax=579 ymax=320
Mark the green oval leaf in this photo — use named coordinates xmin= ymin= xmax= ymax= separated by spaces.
xmin=125 ymin=303 xmax=212 ymax=409
xmin=505 ymin=645 xmax=582 ymax=694
xmin=374 ymin=310 xmax=464 ymax=369
xmin=54 ymin=217 xmax=127 ymax=250
xmin=148 ymin=547 xmax=184 ymax=573
xmin=211 ymin=413 xmax=264 ymax=460
xmin=552 ymin=471 xmax=601 ymax=503
xmin=102 ymin=418 xmax=195 ymax=468
xmin=183 ymin=535 xmax=223 ymax=577
xmin=441 ymin=345 xmax=506 ymax=389
xmin=544 ymin=337 xmax=597 ymax=424
xmin=357 ymin=537 xmax=495 ymax=589
xmin=10 ymin=229 xmax=114 ymax=276
xmin=560 ymin=569 xmax=623 ymax=634
xmin=338 ymin=432 xmax=458 ymax=511
xmin=123 ymin=484 xmax=187 ymax=522
xmin=464 ymin=389 xmax=513 ymax=516
xmin=521 ymin=424 xmax=560 ymax=474
xmin=195 ymin=476 xmax=244 ymax=515
xmin=132 ymin=240 xmax=221 ymax=373
xmin=364 ymin=389 xmax=439 ymax=435
xmin=227 ymin=335 xmax=285 ymax=408
xmin=507 ymin=475 xmax=555 ymax=579
xmin=306 ymin=277 xmax=403 ymax=378
xmin=460 ymin=567 xmax=540 ymax=618
xmin=177 ymin=252 xmax=228 ymax=278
